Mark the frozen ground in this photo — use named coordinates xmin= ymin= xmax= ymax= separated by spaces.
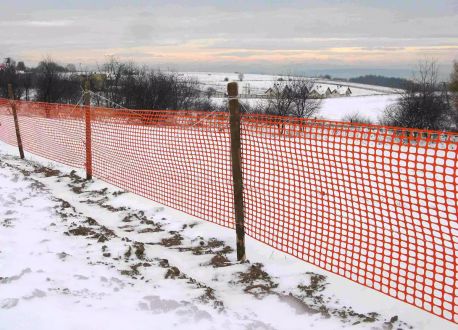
xmin=179 ymin=72 xmax=398 ymax=96
xmin=180 ymin=71 xmax=399 ymax=123
xmin=0 ymin=143 xmax=455 ymax=330
xmin=212 ymin=94 xmax=398 ymax=122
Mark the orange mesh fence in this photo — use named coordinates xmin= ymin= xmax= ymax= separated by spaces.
xmin=0 ymin=98 xmax=457 ymax=323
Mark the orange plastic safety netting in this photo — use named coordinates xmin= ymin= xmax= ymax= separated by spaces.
xmin=0 ymin=98 xmax=457 ymax=323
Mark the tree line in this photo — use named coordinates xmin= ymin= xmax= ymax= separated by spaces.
xmin=0 ymin=56 xmax=457 ymax=131
xmin=0 ymin=57 xmax=217 ymax=111
xmin=348 ymin=75 xmax=413 ymax=89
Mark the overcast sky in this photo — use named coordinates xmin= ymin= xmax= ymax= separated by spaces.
xmin=1 ymin=0 xmax=457 ymax=78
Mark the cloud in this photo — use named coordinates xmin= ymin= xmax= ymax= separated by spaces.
xmin=0 ymin=1 xmax=456 ymax=78
xmin=0 ymin=20 xmax=74 ymax=27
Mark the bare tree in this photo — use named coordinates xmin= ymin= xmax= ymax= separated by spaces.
xmin=101 ymin=56 xmax=126 ymax=106
xmin=449 ymin=60 xmax=458 ymax=128
xmin=18 ymin=72 xmax=34 ymax=101
xmin=35 ymin=57 xmax=81 ymax=107
xmin=290 ymin=79 xmax=321 ymax=118
xmin=342 ymin=112 xmax=373 ymax=125
xmin=265 ymin=80 xmax=295 ymax=116
xmin=98 ymin=61 xmax=214 ymax=112
xmin=0 ymin=58 xmax=24 ymax=99
xmin=266 ymin=78 xmax=321 ymax=118
xmin=451 ymin=60 xmax=458 ymax=93
xmin=382 ymin=60 xmax=453 ymax=130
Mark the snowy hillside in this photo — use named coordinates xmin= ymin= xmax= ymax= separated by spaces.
xmin=179 ymin=71 xmax=399 ymax=97
xmin=177 ymin=71 xmax=399 ymax=122
xmin=0 ymin=143 xmax=454 ymax=330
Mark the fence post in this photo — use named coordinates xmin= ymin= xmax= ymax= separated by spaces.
xmin=7 ymin=83 xmax=24 ymax=159
xmin=84 ymin=80 xmax=92 ymax=180
xmin=228 ymin=82 xmax=246 ymax=262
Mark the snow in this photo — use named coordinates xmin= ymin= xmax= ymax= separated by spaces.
xmin=212 ymin=94 xmax=399 ymax=123
xmin=318 ymin=94 xmax=400 ymax=122
xmin=179 ymin=71 xmax=400 ymax=123
xmin=0 ymin=141 xmax=455 ymax=330
xmin=179 ymin=71 xmax=398 ymax=97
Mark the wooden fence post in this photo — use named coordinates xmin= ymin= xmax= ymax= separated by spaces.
xmin=84 ymin=80 xmax=93 ymax=180
xmin=228 ymin=82 xmax=246 ymax=262
xmin=7 ymin=83 xmax=24 ymax=159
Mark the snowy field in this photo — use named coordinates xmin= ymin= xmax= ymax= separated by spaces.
xmin=212 ymin=94 xmax=399 ymax=122
xmin=182 ymin=71 xmax=400 ymax=122
xmin=179 ymin=72 xmax=398 ymax=96
xmin=0 ymin=141 xmax=455 ymax=330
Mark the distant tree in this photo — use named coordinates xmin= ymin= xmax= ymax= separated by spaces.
xmin=449 ymin=61 xmax=458 ymax=127
xmin=205 ymin=87 xmax=217 ymax=98
xmin=35 ymin=57 xmax=81 ymax=106
xmin=101 ymin=57 xmax=126 ymax=105
xmin=450 ymin=61 xmax=458 ymax=93
xmin=19 ymin=72 xmax=34 ymax=101
xmin=350 ymin=75 xmax=412 ymax=89
xmin=266 ymin=78 xmax=321 ymax=118
xmin=96 ymin=61 xmax=213 ymax=112
xmin=342 ymin=112 xmax=373 ymax=125
xmin=290 ymin=79 xmax=321 ymax=118
xmin=265 ymin=81 xmax=295 ymax=116
xmin=4 ymin=57 xmax=16 ymax=69
xmin=238 ymin=72 xmax=244 ymax=81
xmin=66 ymin=64 xmax=77 ymax=72
xmin=16 ymin=61 xmax=26 ymax=71
xmin=381 ymin=60 xmax=453 ymax=130
xmin=0 ymin=57 xmax=24 ymax=99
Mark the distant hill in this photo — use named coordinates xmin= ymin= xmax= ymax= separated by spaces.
xmin=349 ymin=75 xmax=412 ymax=89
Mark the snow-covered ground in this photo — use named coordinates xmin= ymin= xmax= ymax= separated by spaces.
xmin=0 ymin=142 xmax=455 ymax=330
xmin=182 ymin=71 xmax=400 ymax=122
xmin=211 ymin=94 xmax=398 ymax=122
xmin=318 ymin=94 xmax=399 ymax=122
xmin=179 ymin=71 xmax=398 ymax=96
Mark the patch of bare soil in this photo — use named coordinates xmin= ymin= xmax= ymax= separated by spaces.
xmin=1 ymin=218 xmax=15 ymax=228
xmin=285 ymin=272 xmax=412 ymax=328
xmin=120 ymin=263 xmax=143 ymax=277
xmin=66 ymin=226 xmax=97 ymax=236
xmin=134 ymin=242 xmax=145 ymax=259
xmin=160 ymin=232 xmax=183 ymax=247
xmin=165 ymin=266 xmax=183 ymax=279
xmin=235 ymin=263 xmax=279 ymax=298
xmin=34 ymin=166 xmax=61 ymax=177
xmin=179 ymin=237 xmax=233 ymax=256
xmin=209 ymin=254 xmax=231 ymax=268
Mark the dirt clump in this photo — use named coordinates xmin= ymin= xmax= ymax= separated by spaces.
xmin=66 ymin=226 xmax=96 ymax=236
xmin=236 ymin=263 xmax=278 ymax=298
xmin=165 ymin=266 xmax=182 ymax=279
xmin=161 ymin=233 xmax=183 ymax=247
xmin=209 ymin=254 xmax=230 ymax=268
xmin=134 ymin=242 xmax=145 ymax=259
xmin=34 ymin=167 xmax=61 ymax=177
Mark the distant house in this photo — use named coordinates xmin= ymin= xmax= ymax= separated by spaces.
xmin=309 ymin=89 xmax=322 ymax=98
xmin=264 ymin=83 xmax=350 ymax=99
xmin=264 ymin=84 xmax=292 ymax=98
xmin=341 ymin=86 xmax=352 ymax=96
xmin=310 ymin=85 xmax=332 ymax=98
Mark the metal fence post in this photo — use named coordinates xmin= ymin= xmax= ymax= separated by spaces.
xmin=7 ymin=83 xmax=24 ymax=159
xmin=228 ymin=82 xmax=246 ymax=262
xmin=84 ymin=80 xmax=93 ymax=180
